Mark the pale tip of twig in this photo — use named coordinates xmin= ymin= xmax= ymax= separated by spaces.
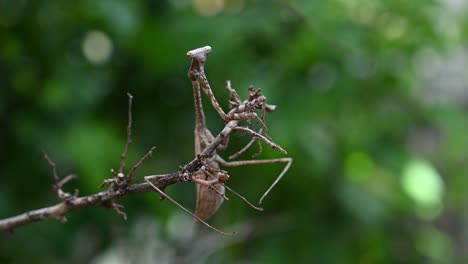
xmin=127 ymin=92 xmax=133 ymax=99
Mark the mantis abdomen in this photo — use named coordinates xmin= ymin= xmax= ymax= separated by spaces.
xmin=195 ymin=166 xmax=225 ymax=221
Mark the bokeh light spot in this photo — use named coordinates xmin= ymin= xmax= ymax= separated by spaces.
xmin=82 ymin=30 xmax=113 ymax=65
xmin=401 ymin=158 xmax=444 ymax=209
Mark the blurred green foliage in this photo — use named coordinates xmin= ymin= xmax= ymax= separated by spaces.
xmin=1 ymin=0 xmax=468 ymax=263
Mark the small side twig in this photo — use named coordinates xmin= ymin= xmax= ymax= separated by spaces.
xmin=118 ymin=93 xmax=134 ymax=175
xmin=56 ymin=174 xmax=77 ymax=192
xmin=108 ymin=201 xmax=127 ymax=220
xmin=126 ymin=146 xmax=156 ymax=183
xmin=42 ymin=151 xmax=59 ymax=183
xmin=42 ymin=151 xmax=77 ymax=201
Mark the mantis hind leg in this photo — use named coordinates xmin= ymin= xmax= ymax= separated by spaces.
xmin=144 ymin=175 xmax=236 ymax=236
xmin=215 ymin=156 xmax=292 ymax=204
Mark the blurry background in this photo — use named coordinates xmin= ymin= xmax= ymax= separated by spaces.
xmin=1 ymin=0 xmax=468 ymax=263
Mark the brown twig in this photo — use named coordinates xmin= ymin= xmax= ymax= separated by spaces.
xmin=0 ymin=175 xmax=178 ymax=232
xmin=42 ymin=151 xmax=59 ymax=183
xmin=118 ymin=93 xmax=133 ymax=175
xmin=56 ymin=174 xmax=77 ymax=190
xmin=42 ymin=151 xmax=78 ymax=201
xmin=127 ymin=146 xmax=156 ymax=183
xmin=109 ymin=201 xmax=127 ymax=220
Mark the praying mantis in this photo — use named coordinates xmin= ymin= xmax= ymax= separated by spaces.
xmin=145 ymin=46 xmax=292 ymax=235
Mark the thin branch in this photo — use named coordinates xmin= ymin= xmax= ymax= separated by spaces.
xmin=42 ymin=151 xmax=59 ymax=183
xmin=42 ymin=151 xmax=78 ymax=201
xmin=56 ymin=174 xmax=77 ymax=190
xmin=109 ymin=201 xmax=127 ymax=220
xmin=126 ymin=146 xmax=157 ymax=183
xmin=0 ymin=173 xmax=180 ymax=233
xmin=119 ymin=93 xmax=133 ymax=174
